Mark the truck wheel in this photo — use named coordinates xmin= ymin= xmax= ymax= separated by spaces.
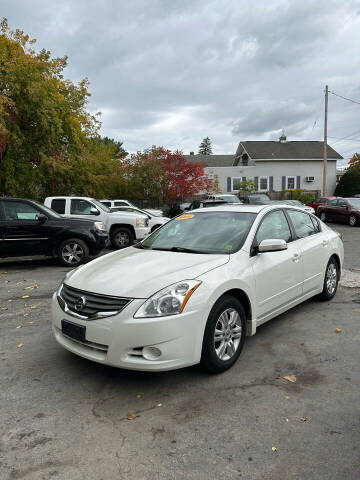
xmin=111 ymin=227 xmax=134 ymax=249
xmin=58 ymin=238 xmax=89 ymax=267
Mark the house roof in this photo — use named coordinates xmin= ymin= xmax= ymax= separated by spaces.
xmin=183 ymin=154 xmax=235 ymax=167
xmin=240 ymin=141 xmax=342 ymax=160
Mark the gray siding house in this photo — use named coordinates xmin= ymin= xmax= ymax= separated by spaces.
xmin=185 ymin=136 xmax=342 ymax=195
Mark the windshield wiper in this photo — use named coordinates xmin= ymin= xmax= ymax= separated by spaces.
xmin=150 ymin=246 xmax=208 ymax=254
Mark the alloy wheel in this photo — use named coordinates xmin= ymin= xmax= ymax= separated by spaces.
xmin=326 ymin=263 xmax=337 ymax=296
xmin=61 ymin=242 xmax=84 ymax=265
xmin=115 ymin=232 xmax=130 ymax=247
xmin=349 ymin=215 xmax=356 ymax=227
xmin=320 ymin=212 xmax=326 ymax=222
xmin=214 ymin=308 xmax=242 ymax=361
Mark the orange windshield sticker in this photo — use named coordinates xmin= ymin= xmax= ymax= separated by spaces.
xmin=177 ymin=214 xmax=195 ymax=220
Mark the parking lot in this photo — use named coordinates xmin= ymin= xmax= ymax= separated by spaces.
xmin=1 ymin=223 xmax=359 ymax=480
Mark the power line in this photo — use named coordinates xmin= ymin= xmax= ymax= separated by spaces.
xmin=328 ymin=90 xmax=360 ymax=105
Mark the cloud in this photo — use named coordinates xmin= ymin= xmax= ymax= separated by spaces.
xmin=2 ymin=0 xmax=360 ymax=163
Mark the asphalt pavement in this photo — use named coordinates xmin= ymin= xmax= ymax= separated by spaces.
xmin=0 ymin=222 xmax=359 ymax=480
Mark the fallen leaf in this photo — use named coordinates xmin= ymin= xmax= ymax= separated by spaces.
xmin=16 ymin=281 xmax=23 ymax=285
xmin=136 ymin=394 xmax=142 ymax=399
xmin=22 ymin=295 xmax=30 ymax=299
xmin=27 ymin=321 xmax=33 ymax=325
xmin=8 ymin=299 xmax=13 ymax=303
xmin=24 ymin=285 xmax=38 ymax=290
xmin=1 ymin=307 xmax=8 ymax=311
xmin=24 ymin=313 xmax=29 ymax=317
xmin=30 ymin=305 xmax=38 ymax=309
xmin=16 ymin=325 xmax=22 ymax=329
xmin=272 ymin=447 xmax=277 ymax=452
xmin=127 ymin=413 xmax=140 ymax=420
xmin=17 ymin=343 xmax=23 ymax=348
xmin=285 ymin=396 xmax=290 ymax=399
xmin=334 ymin=328 xmax=342 ymax=333
xmin=285 ymin=418 xmax=289 ymax=422
xmin=2 ymin=271 xmax=7 ymax=274
xmin=157 ymin=403 xmax=163 ymax=407
xmin=300 ymin=416 xmax=308 ymax=422
xmin=283 ymin=375 xmax=297 ymax=383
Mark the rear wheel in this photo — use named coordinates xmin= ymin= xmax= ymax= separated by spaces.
xmin=58 ymin=238 xmax=89 ymax=267
xmin=349 ymin=214 xmax=357 ymax=227
xmin=110 ymin=227 xmax=134 ymax=249
xmin=318 ymin=257 xmax=339 ymax=301
xmin=201 ymin=295 xmax=246 ymax=373
xmin=320 ymin=212 xmax=326 ymax=222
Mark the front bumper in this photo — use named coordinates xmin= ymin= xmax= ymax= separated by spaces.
xmin=135 ymin=226 xmax=150 ymax=240
xmin=51 ymin=293 xmax=203 ymax=371
xmin=91 ymin=231 xmax=109 ymax=255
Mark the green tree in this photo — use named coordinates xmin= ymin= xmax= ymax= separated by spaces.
xmin=335 ymin=166 xmax=360 ymax=197
xmin=237 ymin=179 xmax=255 ymax=194
xmin=198 ymin=137 xmax=213 ymax=155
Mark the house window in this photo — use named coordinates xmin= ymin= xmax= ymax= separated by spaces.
xmin=286 ymin=176 xmax=296 ymax=189
xmin=258 ymin=176 xmax=269 ymax=192
xmin=231 ymin=178 xmax=242 ymax=191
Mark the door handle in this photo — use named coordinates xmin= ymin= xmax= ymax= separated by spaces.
xmin=292 ymin=253 xmax=301 ymax=262
xmin=322 ymin=240 xmax=328 ymax=247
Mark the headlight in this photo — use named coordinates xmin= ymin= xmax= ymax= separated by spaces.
xmin=134 ymin=280 xmax=201 ymax=318
xmin=94 ymin=221 xmax=107 ymax=232
xmin=136 ymin=217 xmax=147 ymax=227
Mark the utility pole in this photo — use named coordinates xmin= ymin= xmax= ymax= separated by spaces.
xmin=322 ymin=85 xmax=328 ymax=196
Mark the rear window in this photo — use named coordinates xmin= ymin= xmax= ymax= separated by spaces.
xmin=287 ymin=210 xmax=317 ymax=238
xmin=51 ymin=199 xmax=66 ymax=214
xmin=114 ymin=201 xmax=128 ymax=206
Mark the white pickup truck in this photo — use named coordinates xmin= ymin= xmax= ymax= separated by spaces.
xmin=44 ymin=196 xmax=150 ymax=249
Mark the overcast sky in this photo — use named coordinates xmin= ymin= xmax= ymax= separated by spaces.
xmin=2 ymin=0 xmax=360 ymax=164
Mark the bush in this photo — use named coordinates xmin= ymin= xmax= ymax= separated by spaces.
xmin=335 ymin=168 xmax=360 ymax=197
xmin=280 ymin=189 xmax=315 ymax=204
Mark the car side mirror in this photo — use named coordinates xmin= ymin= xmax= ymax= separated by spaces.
xmin=258 ymin=238 xmax=288 ymax=253
xmin=35 ymin=214 xmax=47 ymax=224
xmin=90 ymin=207 xmax=100 ymax=216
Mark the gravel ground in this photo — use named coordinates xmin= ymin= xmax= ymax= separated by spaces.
xmin=0 ymin=222 xmax=359 ymax=480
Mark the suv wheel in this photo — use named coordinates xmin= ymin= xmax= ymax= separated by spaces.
xmin=111 ymin=227 xmax=134 ymax=249
xmin=58 ymin=238 xmax=89 ymax=267
xmin=201 ymin=295 xmax=246 ymax=373
xmin=318 ymin=257 xmax=339 ymax=301
xmin=349 ymin=214 xmax=357 ymax=227
xmin=320 ymin=212 xmax=326 ymax=222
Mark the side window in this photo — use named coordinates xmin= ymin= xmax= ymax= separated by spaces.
xmin=51 ymin=199 xmax=66 ymax=214
xmin=3 ymin=201 xmax=40 ymax=221
xmin=337 ymin=199 xmax=346 ymax=207
xmin=114 ymin=201 xmax=128 ymax=206
xmin=256 ymin=210 xmax=292 ymax=244
xmin=287 ymin=210 xmax=316 ymax=238
xmin=310 ymin=215 xmax=321 ymax=233
xmin=70 ymin=199 xmax=94 ymax=215
xmin=101 ymin=201 xmax=111 ymax=207
xmin=327 ymin=199 xmax=337 ymax=206
xmin=314 ymin=198 xmax=321 ymax=203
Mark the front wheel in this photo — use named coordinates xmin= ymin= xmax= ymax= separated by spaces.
xmin=318 ymin=257 xmax=339 ymax=301
xmin=57 ymin=238 xmax=89 ymax=267
xmin=201 ymin=295 xmax=246 ymax=373
xmin=320 ymin=212 xmax=326 ymax=222
xmin=349 ymin=214 xmax=357 ymax=227
xmin=110 ymin=227 xmax=134 ymax=249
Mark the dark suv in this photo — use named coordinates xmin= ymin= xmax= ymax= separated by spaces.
xmin=0 ymin=198 xmax=108 ymax=266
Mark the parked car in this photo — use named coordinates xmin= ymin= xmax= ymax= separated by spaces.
xmin=187 ymin=200 xmax=228 ymax=210
xmin=306 ymin=196 xmax=337 ymax=214
xmin=317 ymin=197 xmax=360 ymax=226
xmin=206 ymin=194 xmax=242 ymax=204
xmin=239 ymin=194 xmax=271 ymax=204
xmin=99 ymin=199 xmax=163 ymax=217
xmin=281 ymin=199 xmax=315 ymax=213
xmin=0 ymin=198 xmax=108 ymax=266
xmin=109 ymin=206 xmax=170 ymax=232
xmin=52 ymin=204 xmax=343 ymax=373
xmin=179 ymin=202 xmax=191 ymax=212
xmin=44 ymin=197 xmax=150 ymax=249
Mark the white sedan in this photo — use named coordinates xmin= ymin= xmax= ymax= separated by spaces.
xmin=51 ymin=204 xmax=343 ymax=373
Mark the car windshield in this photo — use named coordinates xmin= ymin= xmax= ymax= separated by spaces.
xmin=138 ymin=211 xmax=256 ymax=254
xmin=218 ymin=195 xmax=241 ymax=204
xmin=249 ymin=194 xmax=270 ymax=203
xmin=34 ymin=201 xmax=62 ymax=218
xmin=285 ymin=200 xmax=303 ymax=206
xmin=347 ymin=199 xmax=360 ymax=208
xmin=91 ymin=199 xmax=111 ymax=213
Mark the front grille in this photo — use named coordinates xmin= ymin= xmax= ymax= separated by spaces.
xmin=59 ymin=283 xmax=132 ymax=319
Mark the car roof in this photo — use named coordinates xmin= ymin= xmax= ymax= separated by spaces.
xmin=190 ymin=203 xmax=313 ymax=214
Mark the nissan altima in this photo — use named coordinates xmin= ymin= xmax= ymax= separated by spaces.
xmin=51 ymin=204 xmax=344 ymax=373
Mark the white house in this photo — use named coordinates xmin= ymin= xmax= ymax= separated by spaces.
xmin=185 ymin=135 xmax=342 ymax=195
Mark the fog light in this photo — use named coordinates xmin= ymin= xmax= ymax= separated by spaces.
xmin=142 ymin=346 xmax=162 ymax=360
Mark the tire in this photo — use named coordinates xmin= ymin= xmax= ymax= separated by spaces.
xmin=201 ymin=295 xmax=247 ymax=373
xmin=57 ymin=238 xmax=89 ymax=267
xmin=318 ymin=257 xmax=339 ymax=301
xmin=320 ymin=212 xmax=326 ymax=222
xmin=349 ymin=215 xmax=357 ymax=227
xmin=151 ymin=224 xmax=161 ymax=232
xmin=110 ymin=227 xmax=134 ymax=249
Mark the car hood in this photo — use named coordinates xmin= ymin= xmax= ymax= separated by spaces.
xmin=66 ymin=247 xmax=229 ymax=298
